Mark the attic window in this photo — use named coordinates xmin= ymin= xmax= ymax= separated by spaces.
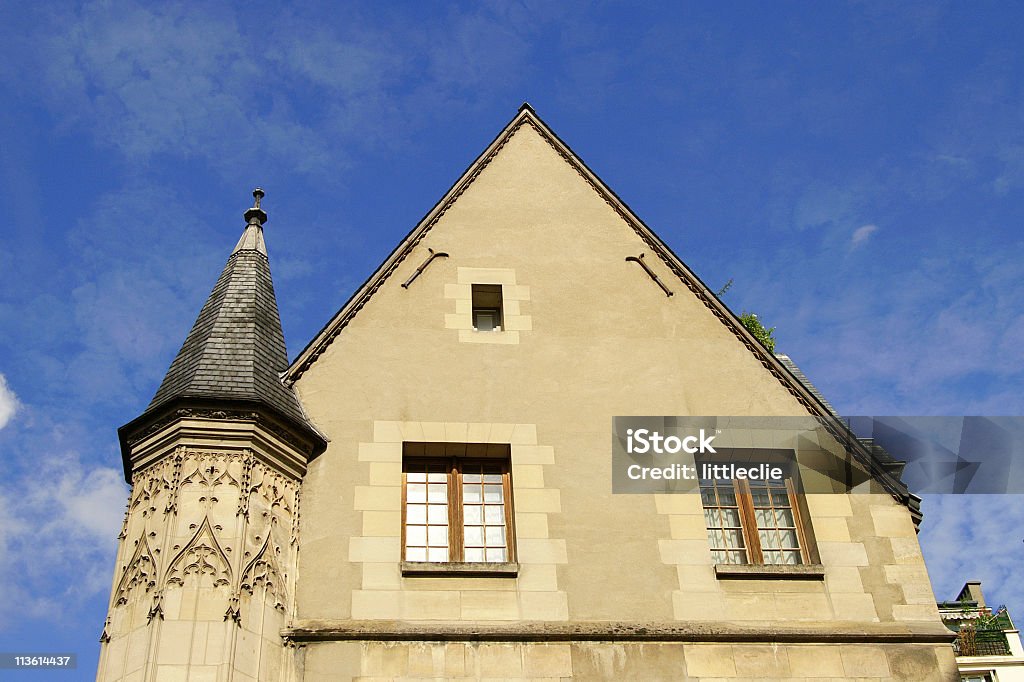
xmin=472 ymin=284 xmax=503 ymax=332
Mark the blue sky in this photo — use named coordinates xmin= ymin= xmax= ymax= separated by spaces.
xmin=1 ymin=1 xmax=1023 ymax=675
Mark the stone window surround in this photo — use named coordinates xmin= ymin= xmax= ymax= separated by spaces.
xmin=349 ymin=420 xmax=569 ymax=622
xmin=445 ymin=267 xmax=532 ymax=344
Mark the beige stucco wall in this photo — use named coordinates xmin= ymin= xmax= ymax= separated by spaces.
xmin=290 ymin=121 xmax=952 ymax=678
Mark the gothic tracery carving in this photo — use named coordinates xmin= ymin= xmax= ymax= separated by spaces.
xmin=165 ymin=516 xmax=232 ymax=589
xmin=239 ymin=535 xmax=287 ymax=611
xmin=113 ymin=532 xmax=158 ymax=606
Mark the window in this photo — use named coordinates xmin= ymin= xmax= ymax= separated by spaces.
xmin=701 ymin=476 xmax=813 ymax=566
xmin=402 ymin=443 xmax=515 ymax=564
xmin=960 ymin=674 xmax=994 ymax=682
xmin=472 ymin=284 xmax=503 ymax=331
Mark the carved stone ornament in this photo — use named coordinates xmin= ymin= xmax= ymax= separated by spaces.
xmin=239 ymin=535 xmax=287 ymax=612
xmin=165 ymin=516 xmax=232 ymax=589
xmin=113 ymin=532 xmax=159 ymax=606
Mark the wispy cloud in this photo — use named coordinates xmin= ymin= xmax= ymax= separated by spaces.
xmin=918 ymin=494 xmax=1024 ymax=616
xmin=0 ymin=374 xmax=18 ymax=430
xmin=850 ymin=223 xmax=878 ymax=247
xmin=0 ymin=441 xmax=126 ymax=629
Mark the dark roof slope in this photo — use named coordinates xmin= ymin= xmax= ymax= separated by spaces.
xmin=146 ymin=216 xmax=308 ymax=427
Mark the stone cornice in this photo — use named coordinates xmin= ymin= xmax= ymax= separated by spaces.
xmin=118 ymin=398 xmax=327 ymax=483
xmin=282 ymin=619 xmax=956 ymax=645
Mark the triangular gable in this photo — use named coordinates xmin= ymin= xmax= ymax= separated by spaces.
xmin=285 ymin=105 xmax=912 ymax=507
xmin=288 ymin=105 xmax=819 ymax=417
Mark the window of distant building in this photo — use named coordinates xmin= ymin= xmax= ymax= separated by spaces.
xmin=402 ymin=442 xmax=515 ymax=565
xmin=701 ymin=476 xmax=813 ymax=566
xmin=471 ymin=284 xmax=503 ymax=332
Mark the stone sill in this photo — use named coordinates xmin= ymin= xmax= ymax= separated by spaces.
xmin=714 ymin=564 xmax=825 ymax=580
xmin=401 ymin=561 xmax=519 ymax=577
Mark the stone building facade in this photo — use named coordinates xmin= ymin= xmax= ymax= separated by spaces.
xmin=98 ymin=106 xmax=957 ymax=680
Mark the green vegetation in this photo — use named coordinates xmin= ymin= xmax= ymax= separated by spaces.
xmin=739 ymin=312 xmax=776 ymax=352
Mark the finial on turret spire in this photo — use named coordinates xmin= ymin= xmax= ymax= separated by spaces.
xmin=244 ymin=187 xmax=268 ymax=225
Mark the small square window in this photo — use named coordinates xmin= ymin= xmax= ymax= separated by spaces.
xmin=472 ymin=284 xmax=503 ymax=332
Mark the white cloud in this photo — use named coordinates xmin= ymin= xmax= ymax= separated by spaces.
xmin=850 ymin=223 xmax=879 ymax=246
xmin=0 ymin=373 xmax=18 ymax=430
xmin=918 ymin=494 xmax=1024 ymax=618
xmin=0 ymin=445 xmax=127 ymax=629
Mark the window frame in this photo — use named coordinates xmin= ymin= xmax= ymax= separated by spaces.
xmin=702 ymin=476 xmax=815 ymax=567
xmin=400 ymin=447 xmax=517 ymax=567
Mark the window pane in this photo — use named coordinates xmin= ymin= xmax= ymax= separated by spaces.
xmin=782 ymin=550 xmax=801 ymax=565
xmin=406 ymin=472 xmax=426 ymax=483
xmin=427 ymin=526 xmax=448 ymax=547
xmin=775 ymin=508 xmax=795 ymax=527
xmin=725 ymin=550 xmax=748 ymax=565
xmin=484 ymin=484 xmax=503 ymax=503
xmin=485 ymin=526 xmax=506 ymax=546
xmin=723 ymin=529 xmax=743 ymax=548
xmin=755 ymin=508 xmax=773 ymax=527
xmin=759 ymin=530 xmax=780 ymax=549
xmin=763 ymin=550 xmax=782 ymax=565
xmin=464 ymin=526 xmax=484 ymax=546
xmin=720 ymin=508 xmax=741 ymax=527
xmin=407 ymin=505 xmax=426 ymax=524
xmin=778 ymin=529 xmax=799 ymax=548
xmin=406 ymin=547 xmax=426 ymax=561
xmin=427 ymin=504 xmax=447 ymax=524
xmin=464 ymin=505 xmax=482 ymax=524
xmin=464 ymin=547 xmax=485 ymax=562
xmin=475 ymin=311 xmax=497 ymax=331
xmin=406 ymin=526 xmax=426 ymax=546
xmin=717 ymin=489 xmax=737 ymax=506
xmin=709 ymin=529 xmax=725 ymax=547
xmin=427 ymin=472 xmax=447 ymax=483
xmin=483 ymin=473 xmax=502 ymax=483
xmin=704 ymin=508 xmax=721 ymax=526
xmin=463 ymin=473 xmax=482 ymax=483
xmin=485 ymin=548 xmax=507 ymax=562
xmin=407 ymin=484 xmax=426 ymax=503
xmin=427 ymin=547 xmax=448 ymax=562
xmin=700 ymin=488 xmax=716 ymax=505
xmin=484 ymin=505 xmax=504 ymax=524
xmin=428 ymin=483 xmax=447 ymax=503
xmin=463 ymin=485 xmax=482 ymax=503
xmin=772 ymin=491 xmax=790 ymax=506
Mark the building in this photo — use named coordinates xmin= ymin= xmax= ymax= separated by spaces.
xmin=940 ymin=582 xmax=1024 ymax=682
xmin=98 ymin=106 xmax=959 ymax=680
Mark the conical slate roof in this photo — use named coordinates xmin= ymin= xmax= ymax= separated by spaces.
xmin=146 ymin=190 xmax=308 ymax=427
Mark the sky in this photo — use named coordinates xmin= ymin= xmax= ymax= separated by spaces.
xmin=1 ymin=0 xmax=1023 ymax=676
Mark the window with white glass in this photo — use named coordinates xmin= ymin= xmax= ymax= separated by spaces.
xmin=402 ymin=443 xmax=515 ymax=564
xmin=701 ymin=476 xmax=811 ymax=566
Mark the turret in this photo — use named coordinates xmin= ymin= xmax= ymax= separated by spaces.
xmin=98 ymin=190 xmax=325 ymax=682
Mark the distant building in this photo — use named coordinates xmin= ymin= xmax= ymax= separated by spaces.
xmin=98 ymin=106 xmax=958 ymax=680
xmin=939 ymin=581 xmax=1024 ymax=682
